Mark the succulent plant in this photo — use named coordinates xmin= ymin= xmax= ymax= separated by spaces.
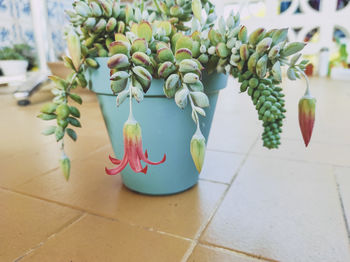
xmin=40 ymin=0 xmax=313 ymax=179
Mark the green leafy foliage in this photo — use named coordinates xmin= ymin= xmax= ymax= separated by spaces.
xmin=39 ymin=0 xmax=309 ymax=179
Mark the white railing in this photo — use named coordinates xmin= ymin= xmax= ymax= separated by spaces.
xmin=213 ymin=0 xmax=350 ymax=55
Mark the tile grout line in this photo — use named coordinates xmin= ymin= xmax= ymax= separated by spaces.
xmin=0 ymin=186 xmax=193 ymax=244
xmin=198 ymin=242 xmax=278 ymax=262
xmin=198 ymin=178 xmax=230 ymax=185
xmin=181 ymin=136 xmax=265 ymax=262
xmin=332 ymin=166 xmax=350 ymax=242
xmin=13 ymin=212 xmax=88 ymax=262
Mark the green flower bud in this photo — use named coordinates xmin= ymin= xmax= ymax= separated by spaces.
xmin=190 ymin=128 xmax=206 ymax=173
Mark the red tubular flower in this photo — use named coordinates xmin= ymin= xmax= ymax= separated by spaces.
xmin=105 ymin=119 xmax=166 ymax=175
xmin=298 ymin=94 xmax=316 ymax=147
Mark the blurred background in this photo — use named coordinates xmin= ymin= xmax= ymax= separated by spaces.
xmin=1 ymin=0 xmax=349 ymax=103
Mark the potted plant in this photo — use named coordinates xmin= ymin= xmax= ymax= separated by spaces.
xmin=38 ymin=0 xmax=316 ymax=195
xmin=0 ymin=44 xmax=36 ymax=76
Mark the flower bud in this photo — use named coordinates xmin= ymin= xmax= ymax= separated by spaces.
xmin=60 ymin=154 xmax=71 ymax=181
xmin=299 ymin=94 xmax=316 ymax=147
xmin=190 ymin=128 xmax=206 ymax=173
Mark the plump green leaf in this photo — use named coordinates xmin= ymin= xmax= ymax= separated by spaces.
xmin=40 ymin=102 xmax=58 ymax=114
xmin=66 ymin=128 xmax=77 ymax=141
xmin=41 ymin=126 xmax=56 ymax=136
xmin=69 ymin=106 xmax=80 ymax=118
xmin=55 ymin=126 xmax=65 ymax=142
xmin=37 ymin=113 xmax=57 ymax=120
xmin=67 ymin=117 xmax=81 ymax=127
xmin=69 ymin=93 xmax=83 ymax=104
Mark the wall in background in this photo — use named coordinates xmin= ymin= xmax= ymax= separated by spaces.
xmin=0 ymin=0 xmax=72 ymax=58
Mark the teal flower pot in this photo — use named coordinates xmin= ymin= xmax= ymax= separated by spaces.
xmin=87 ymin=58 xmax=228 ymax=195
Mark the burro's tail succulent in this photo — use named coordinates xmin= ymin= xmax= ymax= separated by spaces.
xmin=40 ymin=0 xmax=313 ymax=180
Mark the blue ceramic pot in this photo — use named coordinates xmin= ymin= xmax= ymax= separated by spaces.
xmin=87 ymin=58 xmax=228 ymax=195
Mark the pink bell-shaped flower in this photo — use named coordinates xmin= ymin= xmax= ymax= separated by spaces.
xmin=105 ymin=118 xmax=166 ymax=175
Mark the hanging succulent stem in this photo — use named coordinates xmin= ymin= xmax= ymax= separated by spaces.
xmin=188 ymin=93 xmax=200 ymax=129
xmin=128 ymin=83 xmax=134 ymax=121
xmin=295 ymin=66 xmax=311 ymax=96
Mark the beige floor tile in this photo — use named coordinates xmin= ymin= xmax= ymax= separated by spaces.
xmin=251 ymin=139 xmax=350 ymax=167
xmin=15 ymin=150 xmax=227 ymax=239
xmin=0 ymin=189 xmax=82 ymax=261
xmin=200 ymin=150 xmax=245 ymax=184
xmin=188 ymin=244 xmax=264 ymax=262
xmin=21 ymin=214 xmax=191 ymax=262
xmin=201 ymin=156 xmax=350 ymax=262
xmin=334 ymin=166 xmax=350 ymax=226
xmin=0 ymin=134 xmax=109 ymax=188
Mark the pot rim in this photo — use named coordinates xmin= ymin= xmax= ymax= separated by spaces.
xmin=87 ymin=57 xmax=228 ymax=97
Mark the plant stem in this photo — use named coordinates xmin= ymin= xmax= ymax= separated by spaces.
xmin=188 ymin=92 xmax=200 ymax=130
xmin=295 ymin=66 xmax=311 ymax=96
xmin=128 ymin=81 xmax=135 ymax=121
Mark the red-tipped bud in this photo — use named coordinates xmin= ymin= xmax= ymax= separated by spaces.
xmin=298 ymin=94 xmax=316 ymax=147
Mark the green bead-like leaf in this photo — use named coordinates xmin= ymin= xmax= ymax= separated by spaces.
xmin=67 ymin=117 xmax=81 ymax=128
xmin=40 ymin=102 xmax=58 ymax=114
xmin=41 ymin=126 xmax=56 ymax=136
xmin=55 ymin=126 xmax=65 ymax=142
xmin=69 ymin=93 xmax=83 ymax=104
xmin=37 ymin=113 xmax=57 ymax=121
xmin=69 ymin=106 xmax=80 ymax=118
xmin=66 ymin=128 xmax=77 ymax=141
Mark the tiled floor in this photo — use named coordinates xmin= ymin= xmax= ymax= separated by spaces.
xmin=1 ymin=76 xmax=350 ymax=261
